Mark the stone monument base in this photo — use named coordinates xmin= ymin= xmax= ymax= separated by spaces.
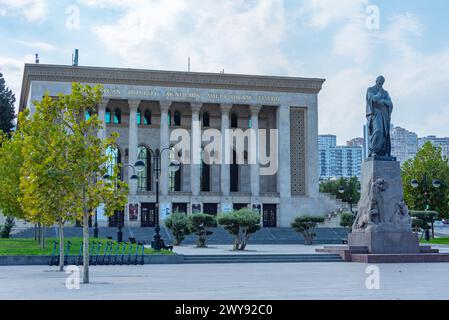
xmin=348 ymin=232 xmax=420 ymax=254
xmin=316 ymin=245 xmax=449 ymax=263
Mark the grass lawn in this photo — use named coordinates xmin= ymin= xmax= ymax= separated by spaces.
xmin=421 ymin=237 xmax=449 ymax=245
xmin=0 ymin=238 xmax=174 ymax=256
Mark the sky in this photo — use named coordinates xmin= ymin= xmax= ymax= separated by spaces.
xmin=1 ymin=0 xmax=448 ymax=144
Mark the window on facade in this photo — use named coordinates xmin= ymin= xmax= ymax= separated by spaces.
xmin=106 ymin=145 xmax=121 ymax=180
xmin=113 ymin=108 xmax=121 ymax=124
xmin=137 ymin=146 xmax=151 ymax=192
xmin=137 ymin=109 xmax=142 ymax=125
xmin=168 ymin=111 xmax=171 ymax=126
xmin=202 ymin=112 xmax=210 ymax=127
xmin=105 ymin=108 xmax=111 ymax=124
xmin=201 ymin=160 xmax=211 ymax=192
xmin=231 ymin=113 xmax=238 ymax=128
xmin=174 ymin=111 xmax=181 ymax=126
xmin=169 ymin=169 xmax=182 ymax=192
xmin=144 ymin=110 xmax=151 ymax=125
xmin=230 ymin=150 xmax=239 ymax=192
xmin=248 ymin=115 xmax=252 ymax=128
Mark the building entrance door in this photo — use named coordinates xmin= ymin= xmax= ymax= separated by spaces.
xmin=263 ymin=204 xmax=277 ymax=228
xmin=203 ymin=203 xmax=218 ymax=216
xmin=141 ymin=203 xmax=157 ymax=228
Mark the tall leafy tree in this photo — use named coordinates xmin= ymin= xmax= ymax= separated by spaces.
xmin=0 ymin=72 xmax=16 ymax=134
xmin=402 ymin=142 xmax=449 ymax=219
xmin=0 ymin=131 xmax=26 ymax=234
xmin=50 ymin=83 xmax=128 ymax=283
xmin=18 ymin=83 xmax=128 ymax=279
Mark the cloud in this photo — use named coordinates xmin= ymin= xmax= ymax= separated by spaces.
xmin=319 ymin=11 xmax=449 ymax=143
xmin=319 ymin=68 xmax=372 ymax=139
xmin=16 ymin=40 xmax=55 ymax=51
xmin=0 ymin=0 xmax=47 ymax=22
xmin=303 ymin=0 xmax=368 ymax=29
xmin=333 ymin=20 xmax=373 ymax=65
xmin=85 ymin=0 xmax=297 ymax=75
xmin=0 ymin=55 xmax=35 ymax=113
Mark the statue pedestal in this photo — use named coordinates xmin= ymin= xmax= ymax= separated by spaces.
xmin=348 ymin=231 xmax=419 ymax=254
xmin=348 ymin=159 xmax=420 ymax=254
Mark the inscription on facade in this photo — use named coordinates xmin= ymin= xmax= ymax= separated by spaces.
xmin=101 ymin=87 xmax=280 ymax=104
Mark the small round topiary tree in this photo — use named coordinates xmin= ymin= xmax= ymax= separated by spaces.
xmin=189 ymin=213 xmax=217 ymax=248
xmin=217 ymin=209 xmax=261 ymax=251
xmin=340 ymin=212 xmax=356 ymax=232
xmin=291 ymin=215 xmax=325 ymax=245
xmin=165 ymin=211 xmax=191 ymax=246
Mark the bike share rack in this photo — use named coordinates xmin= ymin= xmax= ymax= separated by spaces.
xmin=49 ymin=237 xmax=146 ymax=266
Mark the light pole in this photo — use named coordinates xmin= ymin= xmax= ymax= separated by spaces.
xmin=338 ymin=182 xmax=361 ymax=214
xmin=411 ymin=176 xmax=441 ymax=240
xmin=104 ymin=161 xmax=145 ymax=243
xmin=146 ymin=147 xmax=181 ymax=251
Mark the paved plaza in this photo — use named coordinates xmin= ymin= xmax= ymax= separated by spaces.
xmin=1 ymin=258 xmax=449 ymax=300
xmin=173 ymin=244 xmax=449 ymax=255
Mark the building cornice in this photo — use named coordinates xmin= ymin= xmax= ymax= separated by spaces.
xmin=20 ymin=64 xmax=325 ymax=112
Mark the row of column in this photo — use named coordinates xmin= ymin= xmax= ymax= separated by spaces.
xmin=97 ymin=99 xmax=269 ymax=199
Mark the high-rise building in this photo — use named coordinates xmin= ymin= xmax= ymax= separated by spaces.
xmin=347 ymin=138 xmax=364 ymax=147
xmin=319 ymin=135 xmax=363 ymax=180
xmin=390 ymin=126 xmax=418 ymax=164
xmin=418 ymin=136 xmax=449 ymax=159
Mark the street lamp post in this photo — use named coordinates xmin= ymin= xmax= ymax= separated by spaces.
xmin=146 ymin=147 xmax=181 ymax=251
xmin=338 ymin=182 xmax=361 ymax=214
xmin=411 ymin=175 xmax=441 ymax=240
xmin=104 ymin=161 xmax=145 ymax=243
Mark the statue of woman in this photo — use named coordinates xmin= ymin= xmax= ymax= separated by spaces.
xmin=366 ymin=76 xmax=393 ymax=157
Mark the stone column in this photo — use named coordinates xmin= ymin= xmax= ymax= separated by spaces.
xmin=190 ymin=103 xmax=202 ymax=197
xmin=250 ymin=105 xmax=262 ymax=199
xmin=277 ymin=105 xmax=291 ymax=227
xmin=159 ymin=101 xmax=172 ymax=196
xmin=220 ymin=104 xmax=233 ymax=197
xmin=97 ymin=99 xmax=109 ymax=141
xmin=277 ymin=105 xmax=291 ymax=197
xmin=128 ymin=100 xmax=140 ymax=195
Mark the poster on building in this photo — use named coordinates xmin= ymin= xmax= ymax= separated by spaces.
xmin=222 ymin=203 xmax=233 ymax=213
xmin=160 ymin=203 xmax=171 ymax=219
xmin=129 ymin=204 xmax=138 ymax=221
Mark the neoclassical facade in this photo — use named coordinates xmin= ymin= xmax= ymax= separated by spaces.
xmin=20 ymin=63 xmax=334 ymax=228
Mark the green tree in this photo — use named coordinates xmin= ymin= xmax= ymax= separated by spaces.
xmin=217 ymin=209 xmax=261 ymax=251
xmin=0 ymin=72 xmax=16 ymax=135
xmin=340 ymin=212 xmax=356 ymax=232
xmin=19 ymin=84 xmax=128 ymax=280
xmin=189 ymin=213 xmax=217 ymax=248
xmin=402 ymin=142 xmax=449 ymax=219
xmin=165 ymin=212 xmax=191 ymax=246
xmin=0 ymin=132 xmax=26 ymax=237
xmin=0 ymin=216 xmax=15 ymax=238
xmin=320 ymin=177 xmax=361 ymax=210
xmin=411 ymin=210 xmax=439 ymax=240
xmin=291 ymin=215 xmax=325 ymax=245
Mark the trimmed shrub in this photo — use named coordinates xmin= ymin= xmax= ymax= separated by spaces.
xmin=217 ymin=209 xmax=261 ymax=251
xmin=291 ymin=215 xmax=325 ymax=245
xmin=340 ymin=212 xmax=356 ymax=232
xmin=165 ymin=212 xmax=191 ymax=246
xmin=189 ymin=213 xmax=217 ymax=248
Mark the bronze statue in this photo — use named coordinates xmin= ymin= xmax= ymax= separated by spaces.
xmin=366 ymin=76 xmax=393 ymax=157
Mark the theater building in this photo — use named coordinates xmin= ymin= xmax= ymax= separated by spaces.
xmin=19 ymin=63 xmax=335 ymax=228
